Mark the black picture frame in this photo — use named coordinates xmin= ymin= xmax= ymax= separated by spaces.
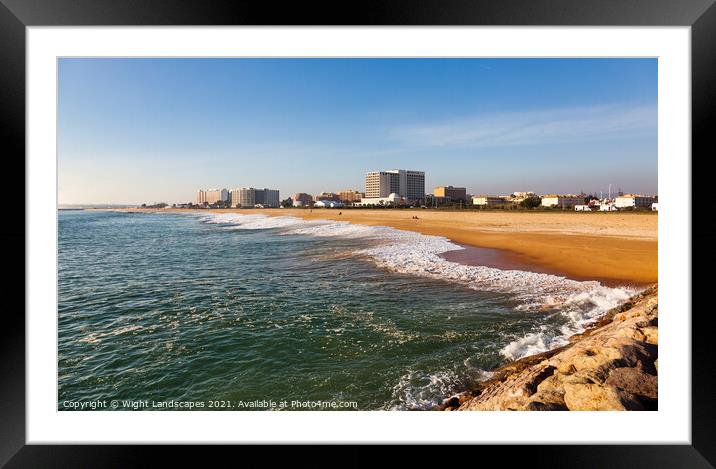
xmin=2 ymin=0 xmax=712 ymax=466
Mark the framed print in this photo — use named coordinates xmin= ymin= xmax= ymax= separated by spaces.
xmin=2 ymin=0 xmax=714 ymax=465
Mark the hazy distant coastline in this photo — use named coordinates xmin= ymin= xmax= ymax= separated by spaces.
xmin=59 ymin=204 xmax=136 ymax=210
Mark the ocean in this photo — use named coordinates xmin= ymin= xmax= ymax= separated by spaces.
xmin=58 ymin=210 xmax=636 ymax=410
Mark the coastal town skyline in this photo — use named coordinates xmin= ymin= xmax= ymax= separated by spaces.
xmin=185 ymin=167 xmax=655 ymax=211
xmin=59 ymin=58 xmax=657 ymax=205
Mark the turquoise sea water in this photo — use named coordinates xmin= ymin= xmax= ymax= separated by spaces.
xmin=58 ymin=210 xmax=636 ymax=410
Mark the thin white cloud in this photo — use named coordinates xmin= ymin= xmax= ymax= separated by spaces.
xmin=389 ymin=104 xmax=657 ymax=149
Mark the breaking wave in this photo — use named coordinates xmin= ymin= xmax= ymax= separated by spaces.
xmin=198 ymin=212 xmax=637 ymax=363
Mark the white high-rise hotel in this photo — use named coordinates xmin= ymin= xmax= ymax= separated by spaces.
xmin=364 ymin=169 xmax=425 ymax=201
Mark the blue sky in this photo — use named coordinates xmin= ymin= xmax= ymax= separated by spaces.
xmin=58 ymin=58 xmax=657 ymax=205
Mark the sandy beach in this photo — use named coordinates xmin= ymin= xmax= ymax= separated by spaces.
xmin=121 ymin=208 xmax=657 ymax=285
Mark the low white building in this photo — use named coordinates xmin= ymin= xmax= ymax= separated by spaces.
xmin=356 ymin=193 xmax=407 ymax=206
xmin=614 ymin=194 xmax=657 ymax=208
xmin=652 ymin=202 xmax=658 ymax=211
xmin=472 ymin=196 xmax=509 ymax=206
xmin=600 ymin=203 xmax=618 ymax=212
xmin=574 ymin=205 xmax=594 ymax=212
xmin=512 ymin=191 xmax=535 ymax=199
xmin=314 ymin=200 xmax=344 ymax=208
xmin=541 ymin=195 xmax=584 ymax=208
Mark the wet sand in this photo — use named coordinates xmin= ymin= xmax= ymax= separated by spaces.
xmin=440 ymin=244 xmax=648 ymax=288
xmin=117 ymin=208 xmax=658 ymax=285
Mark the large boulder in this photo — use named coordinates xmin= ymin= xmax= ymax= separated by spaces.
xmin=605 ymin=367 xmax=657 ymax=399
xmin=563 ymin=382 xmax=643 ymax=411
xmin=641 ymin=326 xmax=658 ymax=345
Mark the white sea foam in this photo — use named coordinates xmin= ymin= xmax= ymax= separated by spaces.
xmin=500 ymin=328 xmax=565 ymax=361
xmin=287 ymin=221 xmax=385 ymax=239
xmin=199 ymin=213 xmax=316 ymax=230
xmin=387 ymin=369 xmax=461 ymax=410
xmin=387 ymin=367 xmax=494 ymax=410
xmin=200 ymin=212 xmax=639 ymax=363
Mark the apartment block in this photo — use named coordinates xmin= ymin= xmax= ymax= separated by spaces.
xmin=292 ymin=193 xmax=313 ymax=207
xmin=196 ymin=188 xmax=228 ymax=205
xmin=339 ymin=190 xmax=365 ymax=203
xmin=434 ymin=186 xmax=467 ymax=202
xmin=231 ymin=188 xmax=280 ymax=208
xmin=314 ymin=192 xmax=340 ymax=202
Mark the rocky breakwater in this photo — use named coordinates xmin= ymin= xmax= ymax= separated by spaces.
xmin=441 ymin=285 xmax=658 ymax=411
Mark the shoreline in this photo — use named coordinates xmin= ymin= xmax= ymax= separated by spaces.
xmin=439 ymin=243 xmax=649 ymax=288
xmin=107 ymin=207 xmax=657 ymax=286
